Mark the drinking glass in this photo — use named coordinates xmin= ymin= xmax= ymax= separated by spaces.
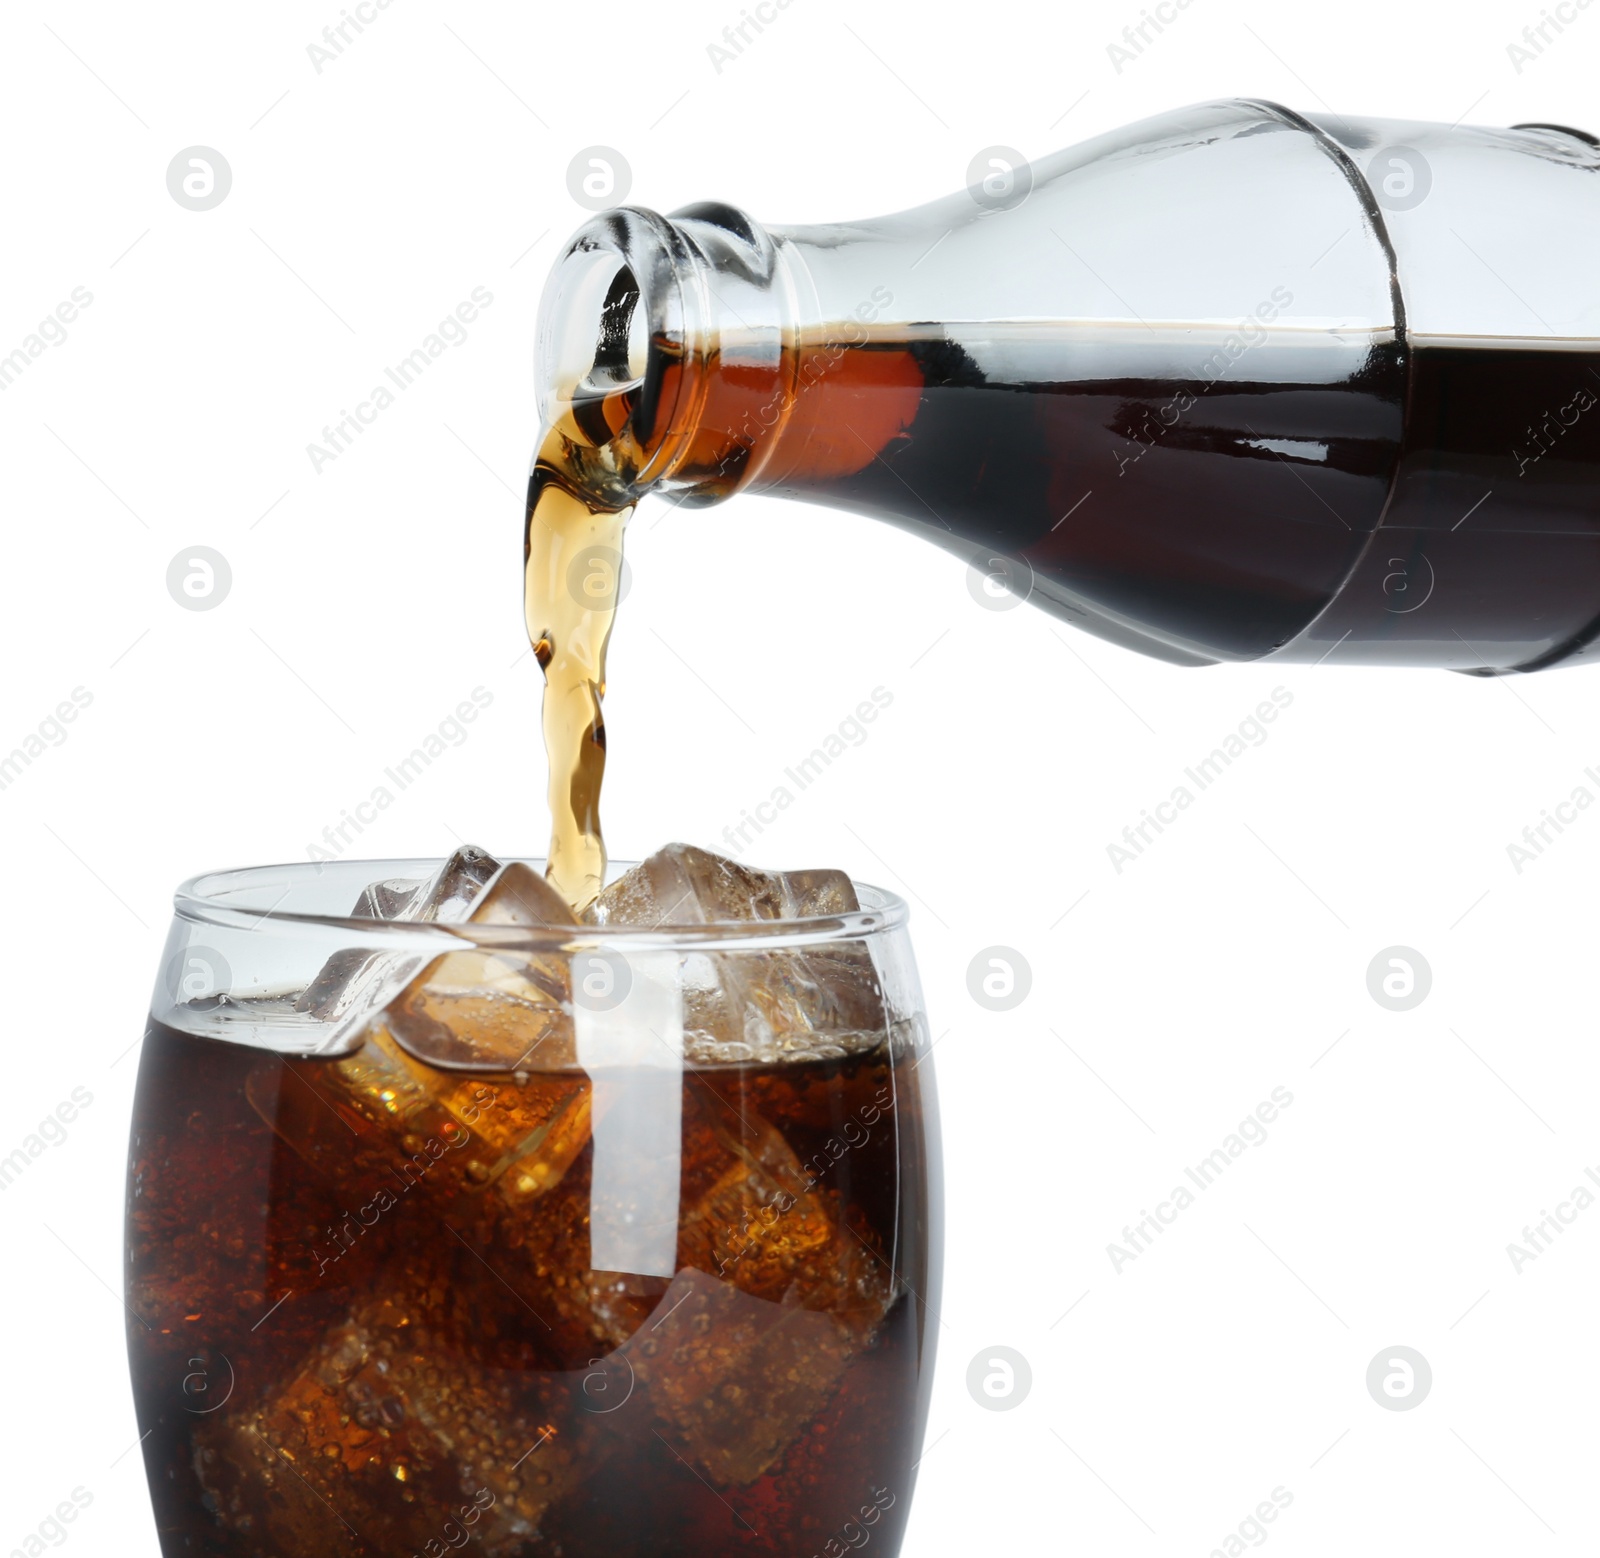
xmin=126 ymin=857 xmax=941 ymax=1558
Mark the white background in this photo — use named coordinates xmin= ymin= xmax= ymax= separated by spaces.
xmin=2 ymin=1 xmax=1597 ymax=1553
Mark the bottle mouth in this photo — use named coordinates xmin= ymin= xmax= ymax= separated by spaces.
xmin=534 ymin=208 xmax=693 ymax=505
xmin=571 ymin=258 xmax=649 ymax=414
xmin=535 ymin=204 xmax=793 ymax=509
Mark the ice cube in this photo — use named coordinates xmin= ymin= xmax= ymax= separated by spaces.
xmin=627 ymin=1269 xmax=861 ymax=1487
xmin=296 ymin=845 xmax=504 ymax=1026
xmin=677 ymin=1085 xmax=890 ymax=1325
xmin=620 ymin=1094 xmax=902 ymax=1484
xmin=524 ymin=1089 xmax=890 ymax=1486
xmin=351 ymin=873 xmax=429 ymax=921
xmin=348 ymin=843 xmax=503 ymax=925
xmin=248 ymin=1037 xmax=479 ymax=1218
xmin=303 ymin=854 xmax=580 ymax=1071
xmin=585 ymin=845 xmax=887 ymax=1060
xmin=195 ymin=1298 xmax=582 ymax=1555
xmin=379 ymin=861 xmax=578 ymax=1072
xmin=248 ymin=1043 xmax=591 ymax=1221
xmin=586 ymin=843 xmax=859 ymax=927
xmin=408 ymin=843 xmax=505 ymax=923
xmin=256 ymin=865 xmax=593 ymax=1221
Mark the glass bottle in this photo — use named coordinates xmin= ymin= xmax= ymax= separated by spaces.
xmin=535 ymin=99 xmax=1600 ymax=673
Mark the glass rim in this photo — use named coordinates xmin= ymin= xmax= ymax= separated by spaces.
xmin=172 ymin=856 xmax=910 ymax=950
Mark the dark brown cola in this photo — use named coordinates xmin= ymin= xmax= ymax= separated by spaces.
xmin=126 ymin=1015 xmax=935 ymax=1558
xmin=733 ymin=326 xmax=1600 ymax=671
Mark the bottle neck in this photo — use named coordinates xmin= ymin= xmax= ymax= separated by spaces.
xmin=535 ymin=203 xmax=806 ymax=511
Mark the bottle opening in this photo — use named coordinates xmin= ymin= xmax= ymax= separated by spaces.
xmin=537 ymin=243 xmax=655 ymax=434
xmin=592 ymin=263 xmax=647 ymax=390
xmin=536 ymin=204 xmax=794 ymax=508
xmin=563 ymin=261 xmax=649 ymax=448
xmin=535 ymin=209 xmax=705 ymax=505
